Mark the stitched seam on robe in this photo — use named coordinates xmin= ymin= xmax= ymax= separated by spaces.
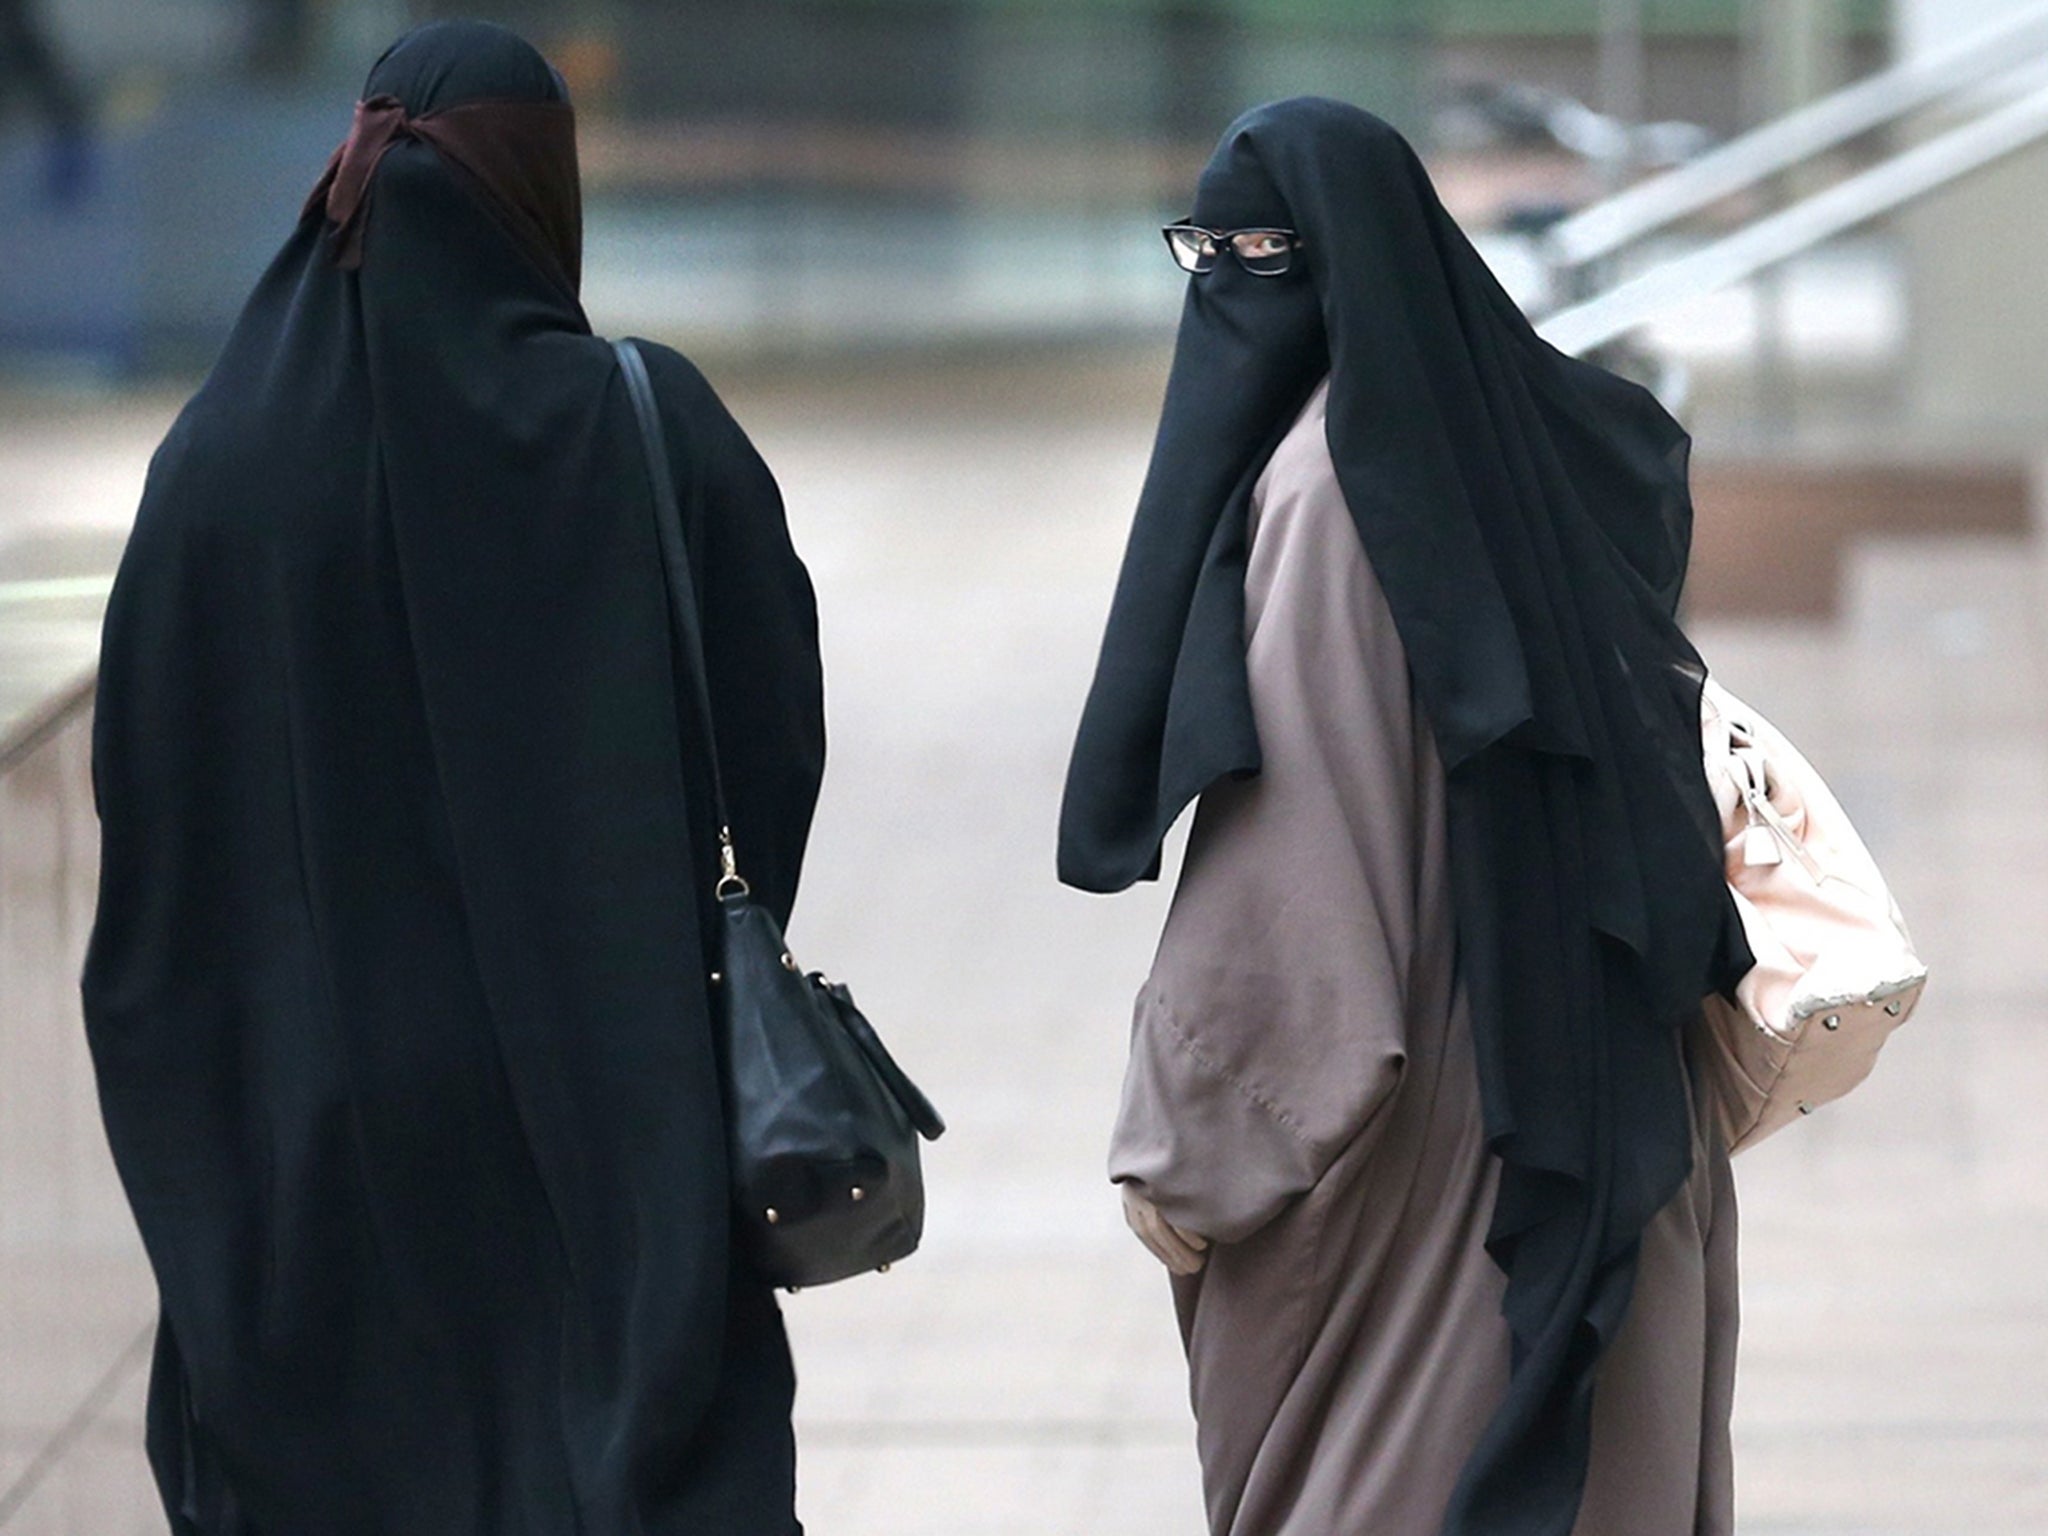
xmin=1147 ymin=980 xmax=1318 ymax=1146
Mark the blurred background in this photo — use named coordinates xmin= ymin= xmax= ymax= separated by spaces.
xmin=4 ymin=2 xmax=2045 ymax=1533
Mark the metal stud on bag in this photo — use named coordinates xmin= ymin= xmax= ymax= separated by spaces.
xmin=1823 ymin=1014 xmax=1841 ymax=1031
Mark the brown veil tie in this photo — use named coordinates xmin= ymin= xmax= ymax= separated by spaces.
xmin=303 ymin=92 xmax=583 ymax=292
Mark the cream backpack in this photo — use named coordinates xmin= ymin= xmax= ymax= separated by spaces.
xmin=1695 ymin=679 xmax=1928 ymax=1152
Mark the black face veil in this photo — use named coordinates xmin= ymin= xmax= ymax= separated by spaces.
xmin=1061 ymin=98 xmax=1749 ymax=1536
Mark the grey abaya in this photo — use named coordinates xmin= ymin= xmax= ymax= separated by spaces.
xmin=1108 ymin=381 xmax=1739 ymax=1536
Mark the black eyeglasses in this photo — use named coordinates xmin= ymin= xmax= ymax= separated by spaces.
xmin=1162 ymin=223 xmax=1304 ymax=277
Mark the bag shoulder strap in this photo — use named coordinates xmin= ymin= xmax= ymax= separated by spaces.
xmin=614 ymin=338 xmax=746 ymax=895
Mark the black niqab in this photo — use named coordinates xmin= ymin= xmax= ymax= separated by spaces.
xmin=85 ymin=22 xmax=823 ymax=1535
xmin=1061 ymin=99 xmax=1748 ymax=1536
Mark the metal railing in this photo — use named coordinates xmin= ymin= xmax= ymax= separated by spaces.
xmin=1540 ymin=73 xmax=2048 ymax=355
xmin=1542 ymin=0 xmax=2048 ymax=277
xmin=1522 ymin=2 xmax=2048 ymax=361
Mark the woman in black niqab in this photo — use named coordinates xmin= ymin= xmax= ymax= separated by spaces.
xmin=84 ymin=22 xmax=824 ymax=1535
xmin=1062 ymin=99 xmax=1749 ymax=1535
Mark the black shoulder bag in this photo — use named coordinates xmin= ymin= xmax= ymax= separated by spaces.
xmin=614 ymin=339 xmax=945 ymax=1289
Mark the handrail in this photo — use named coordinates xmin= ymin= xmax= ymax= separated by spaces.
xmin=0 ymin=668 xmax=96 ymax=776
xmin=1539 ymin=76 xmax=2048 ymax=355
xmin=1541 ymin=0 xmax=2048 ymax=273
xmin=0 ymin=575 xmax=116 ymax=604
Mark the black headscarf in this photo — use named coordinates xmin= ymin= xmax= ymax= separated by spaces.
xmin=1060 ymin=98 xmax=1748 ymax=1536
xmin=85 ymin=22 xmax=823 ymax=1535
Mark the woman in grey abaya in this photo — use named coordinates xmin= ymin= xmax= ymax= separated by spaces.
xmin=1060 ymin=100 xmax=1750 ymax=1536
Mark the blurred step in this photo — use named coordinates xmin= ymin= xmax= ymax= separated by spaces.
xmin=1686 ymin=458 xmax=2033 ymax=620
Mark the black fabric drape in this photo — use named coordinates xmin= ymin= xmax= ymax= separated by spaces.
xmin=83 ymin=22 xmax=823 ymax=1536
xmin=1060 ymin=99 xmax=1749 ymax=1536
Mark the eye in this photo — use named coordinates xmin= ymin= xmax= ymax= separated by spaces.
xmin=1232 ymin=232 xmax=1291 ymax=260
xmin=1229 ymin=231 xmax=1299 ymax=276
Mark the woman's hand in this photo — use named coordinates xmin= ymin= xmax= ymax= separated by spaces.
xmin=1120 ymin=1183 xmax=1211 ymax=1275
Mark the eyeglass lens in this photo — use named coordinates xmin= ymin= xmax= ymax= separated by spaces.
xmin=1164 ymin=226 xmax=1299 ymax=277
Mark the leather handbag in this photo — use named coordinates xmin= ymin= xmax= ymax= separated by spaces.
xmin=615 ymin=339 xmax=945 ymax=1288
xmin=1695 ymin=677 xmax=1927 ymax=1152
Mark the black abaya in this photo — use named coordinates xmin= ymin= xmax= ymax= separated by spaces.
xmin=82 ymin=22 xmax=823 ymax=1535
